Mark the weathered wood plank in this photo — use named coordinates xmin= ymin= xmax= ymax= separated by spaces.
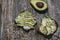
xmin=0 ymin=0 xmax=1 ymax=4
xmin=0 ymin=7 xmax=1 ymax=40
xmin=1 ymin=0 xmax=60 ymax=40
xmin=1 ymin=0 xmax=15 ymax=40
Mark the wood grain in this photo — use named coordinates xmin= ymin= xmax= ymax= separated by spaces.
xmin=1 ymin=0 xmax=60 ymax=40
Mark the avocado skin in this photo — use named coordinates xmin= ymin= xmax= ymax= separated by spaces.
xmin=30 ymin=0 xmax=48 ymax=11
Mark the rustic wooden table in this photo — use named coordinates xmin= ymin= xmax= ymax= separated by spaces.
xmin=0 ymin=0 xmax=60 ymax=40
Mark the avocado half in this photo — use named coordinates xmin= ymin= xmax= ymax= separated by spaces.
xmin=15 ymin=11 xmax=36 ymax=30
xmin=39 ymin=16 xmax=57 ymax=35
xmin=30 ymin=0 xmax=48 ymax=11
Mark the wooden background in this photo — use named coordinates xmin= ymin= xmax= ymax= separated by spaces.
xmin=0 ymin=0 xmax=60 ymax=40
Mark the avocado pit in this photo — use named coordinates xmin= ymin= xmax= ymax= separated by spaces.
xmin=36 ymin=2 xmax=44 ymax=8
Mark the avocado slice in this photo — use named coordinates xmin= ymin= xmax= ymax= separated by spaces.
xmin=39 ymin=16 xmax=57 ymax=35
xmin=15 ymin=11 xmax=36 ymax=30
xmin=30 ymin=0 xmax=48 ymax=11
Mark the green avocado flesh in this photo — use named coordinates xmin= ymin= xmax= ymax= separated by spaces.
xmin=30 ymin=0 xmax=48 ymax=11
xmin=15 ymin=11 xmax=36 ymax=29
xmin=39 ymin=16 xmax=57 ymax=35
